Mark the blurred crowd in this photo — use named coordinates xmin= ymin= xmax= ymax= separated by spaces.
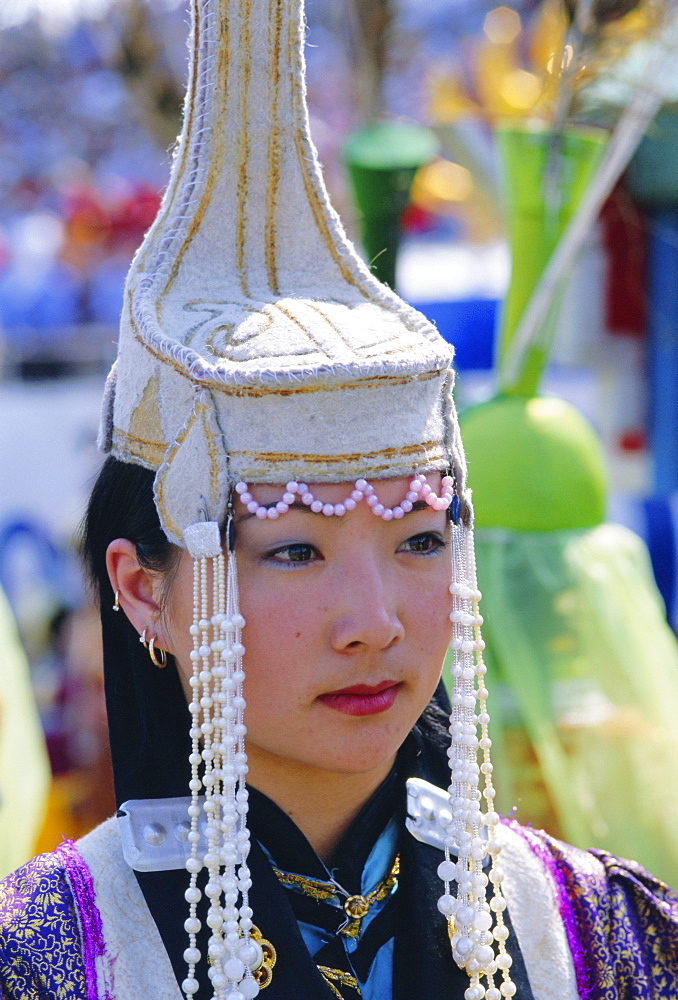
xmin=0 ymin=10 xmax=182 ymax=350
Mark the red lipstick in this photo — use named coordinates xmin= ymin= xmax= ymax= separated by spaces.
xmin=318 ymin=681 xmax=401 ymax=716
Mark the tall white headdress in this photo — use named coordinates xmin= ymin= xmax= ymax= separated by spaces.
xmin=101 ymin=1 xmax=513 ymax=998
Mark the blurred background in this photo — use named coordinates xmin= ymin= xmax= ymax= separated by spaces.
xmin=2 ymin=0 xmax=678 ymax=880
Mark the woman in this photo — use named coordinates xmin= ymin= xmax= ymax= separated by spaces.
xmin=1 ymin=0 xmax=678 ymax=997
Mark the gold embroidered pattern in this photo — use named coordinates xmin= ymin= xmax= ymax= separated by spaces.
xmin=341 ymin=856 xmax=400 ymax=939
xmin=0 ymin=853 xmax=89 ymax=998
xmin=272 ymin=855 xmax=399 ymax=939
xmin=317 ymin=965 xmax=360 ymax=999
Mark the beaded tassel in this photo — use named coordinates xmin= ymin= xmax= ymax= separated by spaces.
xmin=182 ymin=518 xmax=261 ymax=1000
xmin=437 ymin=513 xmax=515 ymax=1000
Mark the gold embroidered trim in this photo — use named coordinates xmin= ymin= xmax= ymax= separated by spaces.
xmin=341 ymin=856 xmax=400 ymax=939
xmin=272 ymin=855 xmax=399 ymax=939
xmin=317 ymin=966 xmax=360 ymax=999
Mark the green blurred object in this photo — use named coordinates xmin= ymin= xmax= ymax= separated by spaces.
xmin=495 ymin=124 xmax=607 ymax=396
xmin=460 ymin=395 xmax=607 ymax=531
xmin=344 ymin=121 xmax=438 ymax=288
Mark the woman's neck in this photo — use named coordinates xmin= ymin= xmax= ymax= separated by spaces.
xmin=245 ymin=747 xmax=396 ymax=862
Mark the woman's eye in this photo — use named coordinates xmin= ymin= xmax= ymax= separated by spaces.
xmin=267 ymin=543 xmax=319 ymax=564
xmin=398 ymin=532 xmax=446 ymax=555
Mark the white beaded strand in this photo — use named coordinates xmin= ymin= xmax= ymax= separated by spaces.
xmin=437 ymin=514 xmax=514 ymax=1000
xmin=234 ymin=474 xmax=455 ymax=521
xmin=182 ymin=527 xmax=260 ymax=1000
xmin=182 ymin=554 xmax=205 ymax=999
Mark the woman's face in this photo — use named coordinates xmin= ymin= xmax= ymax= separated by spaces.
xmin=165 ymin=475 xmax=452 ymax=787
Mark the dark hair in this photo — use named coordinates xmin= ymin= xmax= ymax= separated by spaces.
xmin=83 ymin=455 xmax=180 ymax=606
xmin=82 ymin=455 xmax=190 ymax=806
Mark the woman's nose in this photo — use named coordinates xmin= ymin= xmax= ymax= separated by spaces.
xmin=329 ymin=558 xmax=405 ymax=653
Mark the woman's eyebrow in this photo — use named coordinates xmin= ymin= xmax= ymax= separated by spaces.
xmin=236 ymin=497 xmax=434 ymax=522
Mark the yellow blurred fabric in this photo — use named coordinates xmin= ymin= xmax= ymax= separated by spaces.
xmin=0 ymin=586 xmax=50 ymax=877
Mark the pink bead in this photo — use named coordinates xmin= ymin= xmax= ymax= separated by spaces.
xmin=351 ymin=490 xmax=364 ymax=502
xmin=393 ymin=507 xmax=404 ymax=519
xmin=410 ymin=478 xmax=423 ymax=493
xmin=255 ymin=508 xmax=268 ymax=519
xmin=282 ymin=493 xmax=295 ymax=504
xmin=247 ymin=501 xmax=259 ymax=514
xmin=442 ymin=476 xmax=454 ymax=489
xmin=276 ymin=502 xmax=289 ymax=513
xmin=432 ymin=498 xmax=446 ymax=511
xmin=401 ymin=500 xmax=413 ymax=512
xmin=235 ymin=482 xmax=248 ymax=494
xmin=266 ymin=508 xmax=279 ymax=519
xmin=239 ymin=492 xmax=252 ymax=504
xmin=363 ymin=483 xmax=374 ymax=496
xmin=286 ymin=481 xmax=298 ymax=493
xmin=372 ymin=503 xmax=385 ymax=516
xmin=366 ymin=495 xmax=378 ymax=507
xmin=334 ymin=504 xmax=346 ymax=516
xmin=344 ymin=498 xmax=356 ymax=511
xmin=355 ymin=479 xmax=368 ymax=491
xmin=322 ymin=504 xmax=334 ymax=516
xmin=302 ymin=494 xmax=313 ymax=505
xmin=311 ymin=500 xmax=323 ymax=513
xmin=381 ymin=508 xmax=393 ymax=521
xmin=298 ymin=483 xmax=309 ymax=495
xmin=406 ymin=491 xmax=418 ymax=503
xmin=420 ymin=483 xmax=432 ymax=497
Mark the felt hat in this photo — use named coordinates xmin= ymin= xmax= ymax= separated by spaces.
xmin=98 ymin=0 xmax=463 ymax=548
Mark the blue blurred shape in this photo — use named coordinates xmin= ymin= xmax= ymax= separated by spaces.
xmin=409 ymin=297 xmax=497 ymax=370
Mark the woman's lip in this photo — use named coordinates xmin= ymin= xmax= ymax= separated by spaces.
xmin=318 ymin=682 xmax=401 ymax=716
xmin=328 ymin=681 xmax=398 ymax=696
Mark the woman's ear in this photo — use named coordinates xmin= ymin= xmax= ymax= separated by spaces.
xmin=106 ymin=538 xmax=166 ymax=646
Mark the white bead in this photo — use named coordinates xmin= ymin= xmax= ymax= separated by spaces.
xmin=184 ymin=946 xmax=201 ymax=964
xmin=474 ymin=910 xmax=492 ymax=931
xmin=500 ymin=984 xmax=516 ymax=997
xmin=182 ymin=977 xmax=200 ymax=995
xmin=475 ymin=944 xmax=495 ymax=967
xmin=437 ymin=860 xmax=457 ymax=881
xmin=455 ymin=936 xmax=475 ymax=958
xmin=437 ymin=894 xmax=457 ymax=916
xmin=240 ymin=979 xmax=260 ymax=999
xmin=456 ymin=905 xmax=476 ymax=927
xmin=238 ymin=940 xmax=264 ymax=970
xmin=486 ymin=990 xmax=502 ymax=1000
xmin=464 ymin=987 xmax=484 ymax=1000
xmin=184 ymin=886 xmax=202 ymax=904
xmin=184 ymin=916 xmax=201 ymax=934
xmin=493 ymin=924 xmax=509 ymax=942
xmin=224 ymin=958 xmax=246 ymax=981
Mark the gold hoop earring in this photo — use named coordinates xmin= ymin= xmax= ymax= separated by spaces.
xmin=148 ymin=634 xmax=168 ymax=668
xmin=113 ymin=591 xmax=121 ymax=612
xmin=139 ymin=628 xmax=149 ymax=648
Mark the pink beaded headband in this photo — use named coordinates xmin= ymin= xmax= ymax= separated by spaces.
xmin=235 ymin=473 xmax=460 ymax=523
